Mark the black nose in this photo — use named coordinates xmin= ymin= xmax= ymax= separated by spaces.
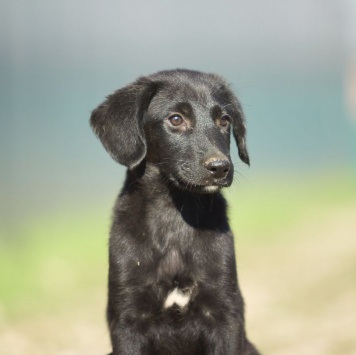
xmin=204 ymin=158 xmax=231 ymax=179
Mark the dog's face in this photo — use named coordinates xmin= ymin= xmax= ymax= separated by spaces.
xmin=144 ymin=81 xmax=236 ymax=193
xmin=90 ymin=69 xmax=249 ymax=193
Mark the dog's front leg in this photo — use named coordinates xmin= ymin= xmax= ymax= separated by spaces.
xmin=206 ymin=332 xmax=260 ymax=355
xmin=200 ymin=321 xmax=247 ymax=355
xmin=107 ymin=296 xmax=153 ymax=354
xmin=109 ymin=324 xmax=151 ymax=355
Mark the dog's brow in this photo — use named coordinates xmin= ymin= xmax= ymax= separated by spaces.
xmin=210 ymin=105 xmax=222 ymax=119
xmin=223 ymin=103 xmax=233 ymax=108
xmin=173 ymin=102 xmax=193 ymax=116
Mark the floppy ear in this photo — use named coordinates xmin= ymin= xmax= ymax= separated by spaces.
xmin=215 ymin=82 xmax=250 ymax=165
xmin=90 ymin=79 xmax=156 ymax=169
xmin=231 ymin=104 xmax=250 ymax=166
xmin=212 ymin=78 xmax=250 ymax=165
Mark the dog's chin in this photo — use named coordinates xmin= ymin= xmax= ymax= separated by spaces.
xmin=168 ymin=175 xmax=231 ymax=194
xmin=202 ymin=185 xmax=221 ymax=193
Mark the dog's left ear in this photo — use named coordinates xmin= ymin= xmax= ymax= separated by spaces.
xmin=231 ymin=104 xmax=250 ymax=166
xmin=213 ymin=79 xmax=250 ymax=165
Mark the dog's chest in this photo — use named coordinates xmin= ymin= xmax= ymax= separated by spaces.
xmin=127 ymin=213 xmax=200 ymax=310
xmin=156 ymin=244 xmax=198 ymax=310
xmin=117 ymin=194 xmax=230 ymax=316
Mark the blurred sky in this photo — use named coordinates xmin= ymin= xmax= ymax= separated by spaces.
xmin=1 ymin=0 xmax=356 ymax=228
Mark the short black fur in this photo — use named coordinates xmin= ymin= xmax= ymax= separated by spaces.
xmin=90 ymin=69 xmax=260 ymax=354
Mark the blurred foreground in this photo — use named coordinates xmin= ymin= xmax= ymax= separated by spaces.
xmin=0 ymin=172 xmax=355 ymax=355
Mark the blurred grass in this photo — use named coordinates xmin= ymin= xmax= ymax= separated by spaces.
xmin=227 ymin=171 xmax=356 ymax=241
xmin=0 ymin=171 xmax=355 ymax=321
xmin=0 ymin=209 xmax=110 ymax=320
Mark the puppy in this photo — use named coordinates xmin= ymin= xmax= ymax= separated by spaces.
xmin=91 ymin=69 xmax=260 ymax=354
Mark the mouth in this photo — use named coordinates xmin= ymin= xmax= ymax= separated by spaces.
xmin=203 ymin=185 xmax=221 ymax=193
xmin=168 ymin=174 xmax=231 ymax=193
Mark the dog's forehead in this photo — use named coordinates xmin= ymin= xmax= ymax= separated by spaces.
xmin=165 ymin=80 xmax=212 ymax=101
xmin=150 ymin=81 xmax=223 ymax=115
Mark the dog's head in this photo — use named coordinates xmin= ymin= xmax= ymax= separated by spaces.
xmin=90 ymin=69 xmax=249 ymax=193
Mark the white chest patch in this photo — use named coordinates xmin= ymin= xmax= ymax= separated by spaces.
xmin=164 ymin=287 xmax=191 ymax=309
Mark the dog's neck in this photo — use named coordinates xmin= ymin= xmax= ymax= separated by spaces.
xmin=121 ymin=162 xmax=230 ymax=232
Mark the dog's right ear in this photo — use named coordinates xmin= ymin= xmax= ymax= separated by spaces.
xmin=90 ymin=79 xmax=157 ymax=169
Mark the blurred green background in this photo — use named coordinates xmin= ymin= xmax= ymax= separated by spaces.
xmin=1 ymin=1 xmax=356 ymax=354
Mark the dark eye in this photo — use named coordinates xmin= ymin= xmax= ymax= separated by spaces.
xmin=169 ymin=114 xmax=184 ymax=127
xmin=220 ymin=115 xmax=230 ymax=127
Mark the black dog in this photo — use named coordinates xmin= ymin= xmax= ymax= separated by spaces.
xmin=91 ymin=69 xmax=260 ymax=354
